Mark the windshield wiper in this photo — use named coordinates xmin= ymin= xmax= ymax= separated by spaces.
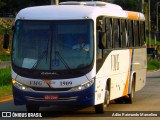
xmin=55 ymin=51 xmax=71 ymax=70
xmin=31 ymin=50 xmax=48 ymax=69
xmin=31 ymin=38 xmax=50 ymax=70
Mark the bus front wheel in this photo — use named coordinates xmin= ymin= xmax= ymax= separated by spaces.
xmin=94 ymin=85 xmax=110 ymax=114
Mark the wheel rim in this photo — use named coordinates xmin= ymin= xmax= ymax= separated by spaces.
xmin=104 ymin=89 xmax=109 ymax=107
xmin=131 ymin=81 xmax=135 ymax=99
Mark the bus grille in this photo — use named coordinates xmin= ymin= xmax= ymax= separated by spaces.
xmin=30 ymin=87 xmax=71 ymax=91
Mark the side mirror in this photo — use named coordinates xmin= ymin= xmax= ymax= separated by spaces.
xmin=97 ymin=17 xmax=106 ymax=32
xmin=3 ymin=33 xmax=9 ymax=49
xmin=12 ymin=26 xmax=15 ymax=31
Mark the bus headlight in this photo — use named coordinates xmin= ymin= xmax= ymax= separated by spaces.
xmin=12 ymin=79 xmax=28 ymax=91
xmin=70 ymin=78 xmax=94 ymax=92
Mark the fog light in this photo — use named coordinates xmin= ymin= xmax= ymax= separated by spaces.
xmin=12 ymin=79 xmax=28 ymax=91
xmin=70 ymin=78 xmax=94 ymax=91
xmin=22 ymin=86 xmax=26 ymax=90
xmin=12 ymin=79 xmax=16 ymax=84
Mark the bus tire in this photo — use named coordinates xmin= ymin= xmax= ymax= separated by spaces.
xmin=104 ymin=85 xmax=110 ymax=107
xmin=115 ymin=77 xmax=135 ymax=104
xmin=94 ymin=84 xmax=110 ymax=114
xmin=26 ymin=105 xmax=39 ymax=112
xmin=125 ymin=77 xmax=135 ymax=104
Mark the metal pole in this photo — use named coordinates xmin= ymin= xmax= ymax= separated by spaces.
xmin=55 ymin=0 xmax=59 ymax=5
xmin=157 ymin=2 xmax=159 ymax=33
xmin=155 ymin=2 xmax=160 ymax=50
xmin=148 ymin=0 xmax=151 ymax=48
xmin=51 ymin=0 xmax=54 ymax=5
xmin=139 ymin=0 xmax=144 ymax=13
xmin=142 ymin=0 xmax=144 ymax=13
xmin=51 ymin=0 xmax=59 ymax=5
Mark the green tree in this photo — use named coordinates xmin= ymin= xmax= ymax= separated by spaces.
xmin=0 ymin=0 xmax=6 ymax=7
xmin=0 ymin=0 xmax=50 ymax=17
xmin=113 ymin=0 xmax=139 ymax=11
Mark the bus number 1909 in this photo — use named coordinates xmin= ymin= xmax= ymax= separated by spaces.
xmin=60 ymin=81 xmax=72 ymax=86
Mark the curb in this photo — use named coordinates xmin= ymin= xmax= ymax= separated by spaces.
xmin=0 ymin=95 xmax=13 ymax=103
xmin=147 ymin=69 xmax=160 ymax=73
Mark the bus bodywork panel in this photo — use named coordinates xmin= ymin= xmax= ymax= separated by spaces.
xmin=12 ymin=84 xmax=95 ymax=106
xmin=95 ymin=48 xmax=146 ymax=104
xmin=12 ymin=70 xmax=96 ymax=106
xmin=16 ymin=5 xmax=128 ymax=21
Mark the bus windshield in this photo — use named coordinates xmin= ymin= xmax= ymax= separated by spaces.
xmin=12 ymin=20 xmax=94 ymax=71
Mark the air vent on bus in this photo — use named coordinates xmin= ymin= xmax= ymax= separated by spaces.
xmin=59 ymin=1 xmax=107 ymax=6
xmin=59 ymin=1 xmax=123 ymax=10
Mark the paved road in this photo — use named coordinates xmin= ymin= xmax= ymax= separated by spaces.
xmin=0 ymin=71 xmax=160 ymax=120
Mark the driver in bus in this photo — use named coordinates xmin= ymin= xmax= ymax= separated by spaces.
xmin=72 ymin=35 xmax=89 ymax=52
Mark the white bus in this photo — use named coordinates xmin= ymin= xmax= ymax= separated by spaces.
xmin=4 ymin=1 xmax=147 ymax=113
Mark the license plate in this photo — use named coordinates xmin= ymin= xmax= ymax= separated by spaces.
xmin=44 ymin=95 xmax=58 ymax=100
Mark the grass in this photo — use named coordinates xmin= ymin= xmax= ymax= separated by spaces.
xmin=0 ymin=85 xmax=12 ymax=97
xmin=147 ymin=59 xmax=160 ymax=70
xmin=0 ymin=68 xmax=11 ymax=86
xmin=0 ymin=55 xmax=11 ymax=61
xmin=146 ymin=37 xmax=160 ymax=45
xmin=0 ymin=68 xmax=12 ymax=98
xmin=0 ymin=68 xmax=12 ymax=97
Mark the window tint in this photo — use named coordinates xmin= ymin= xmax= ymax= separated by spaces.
xmin=128 ymin=20 xmax=133 ymax=47
xmin=121 ymin=19 xmax=127 ymax=47
xmin=133 ymin=21 xmax=140 ymax=47
xmin=112 ymin=19 xmax=121 ymax=48
xmin=140 ymin=22 xmax=145 ymax=46
xmin=106 ymin=18 xmax=112 ymax=49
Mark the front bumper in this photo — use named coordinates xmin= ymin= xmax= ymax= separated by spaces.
xmin=13 ymin=83 xmax=95 ymax=106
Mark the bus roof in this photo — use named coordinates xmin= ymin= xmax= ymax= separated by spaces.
xmin=16 ymin=1 xmax=145 ymax=21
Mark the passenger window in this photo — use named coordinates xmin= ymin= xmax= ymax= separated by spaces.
xmin=128 ymin=20 xmax=134 ymax=47
xmin=121 ymin=19 xmax=127 ymax=48
xmin=140 ymin=22 xmax=145 ymax=46
xmin=112 ymin=19 xmax=121 ymax=48
xmin=106 ymin=18 xmax=112 ymax=49
xmin=133 ymin=21 xmax=140 ymax=47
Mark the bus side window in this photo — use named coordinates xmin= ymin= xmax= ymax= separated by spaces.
xmin=106 ymin=18 xmax=112 ymax=49
xmin=128 ymin=20 xmax=134 ymax=47
xmin=133 ymin=21 xmax=140 ymax=47
xmin=96 ymin=16 xmax=107 ymax=49
xmin=121 ymin=19 xmax=127 ymax=48
xmin=140 ymin=21 xmax=145 ymax=46
xmin=112 ymin=19 xmax=121 ymax=48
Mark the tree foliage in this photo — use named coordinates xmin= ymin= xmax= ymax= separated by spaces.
xmin=0 ymin=0 xmax=50 ymax=16
xmin=113 ymin=0 xmax=139 ymax=11
xmin=0 ymin=1 xmax=6 ymax=7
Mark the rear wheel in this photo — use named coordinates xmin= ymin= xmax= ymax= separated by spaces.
xmin=26 ymin=105 xmax=39 ymax=112
xmin=115 ymin=77 xmax=135 ymax=104
xmin=125 ymin=77 xmax=135 ymax=104
xmin=94 ymin=85 xmax=110 ymax=114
